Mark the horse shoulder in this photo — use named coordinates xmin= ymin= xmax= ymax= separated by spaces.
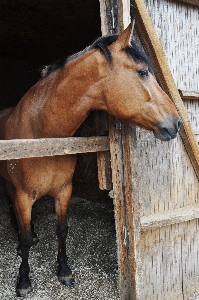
xmin=0 ymin=107 xmax=15 ymax=140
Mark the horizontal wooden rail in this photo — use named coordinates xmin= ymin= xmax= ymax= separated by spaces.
xmin=176 ymin=0 xmax=199 ymax=7
xmin=140 ymin=205 xmax=199 ymax=231
xmin=179 ymin=90 xmax=199 ymax=100
xmin=0 ymin=136 xmax=109 ymax=160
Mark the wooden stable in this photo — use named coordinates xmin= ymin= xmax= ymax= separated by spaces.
xmin=1 ymin=0 xmax=199 ymax=299
xmin=101 ymin=1 xmax=199 ymax=299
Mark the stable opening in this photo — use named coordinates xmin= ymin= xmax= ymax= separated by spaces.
xmin=0 ymin=0 xmax=111 ymax=202
xmin=0 ymin=1 xmax=118 ymax=298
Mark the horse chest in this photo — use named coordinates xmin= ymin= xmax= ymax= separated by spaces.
xmin=6 ymin=155 xmax=76 ymax=197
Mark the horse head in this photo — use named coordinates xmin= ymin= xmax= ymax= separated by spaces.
xmin=103 ymin=21 xmax=182 ymax=141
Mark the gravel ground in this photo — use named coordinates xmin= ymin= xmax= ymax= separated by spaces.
xmin=0 ymin=181 xmax=199 ymax=300
xmin=0 ymin=184 xmax=119 ymax=300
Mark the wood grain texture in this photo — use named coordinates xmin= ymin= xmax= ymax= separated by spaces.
xmin=184 ymin=100 xmax=199 ymax=142
xmin=140 ymin=224 xmax=184 ymax=299
xmin=0 ymin=136 xmax=109 ymax=159
xmin=133 ymin=0 xmax=199 ymax=182
xmin=129 ymin=1 xmax=199 ymax=298
xmin=176 ymin=0 xmax=199 ymax=6
xmin=94 ymin=109 xmax=112 ymax=190
xmin=108 ymin=117 xmax=134 ymax=300
xmin=99 ymin=1 xmax=138 ymax=298
xmin=96 ymin=150 xmax=112 ymax=190
xmin=140 ymin=204 xmax=199 ymax=231
xmin=144 ymin=0 xmax=199 ymax=93
xmin=102 ymin=1 xmax=199 ymax=299
xmin=123 ymin=123 xmax=199 ymax=299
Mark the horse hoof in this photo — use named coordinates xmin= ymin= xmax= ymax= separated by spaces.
xmin=58 ymin=274 xmax=74 ymax=287
xmin=16 ymin=285 xmax=33 ymax=297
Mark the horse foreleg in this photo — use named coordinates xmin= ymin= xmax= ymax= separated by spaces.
xmin=55 ymin=182 xmax=73 ymax=287
xmin=14 ymin=190 xmax=33 ymax=297
xmin=30 ymin=220 xmax=39 ymax=245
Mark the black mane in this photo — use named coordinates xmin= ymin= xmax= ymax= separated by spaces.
xmin=41 ymin=34 xmax=153 ymax=78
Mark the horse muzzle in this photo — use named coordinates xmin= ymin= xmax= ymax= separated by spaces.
xmin=154 ymin=118 xmax=182 ymax=141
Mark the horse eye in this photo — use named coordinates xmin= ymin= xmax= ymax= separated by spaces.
xmin=138 ymin=69 xmax=149 ymax=78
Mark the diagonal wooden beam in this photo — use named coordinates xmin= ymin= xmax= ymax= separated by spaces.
xmin=132 ymin=0 xmax=199 ymax=180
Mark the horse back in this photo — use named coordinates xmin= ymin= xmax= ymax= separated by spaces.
xmin=0 ymin=107 xmax=15 ymax=139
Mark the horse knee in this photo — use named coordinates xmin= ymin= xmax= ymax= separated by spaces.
xmin=17 ymin=230 xmax=34 ymax=256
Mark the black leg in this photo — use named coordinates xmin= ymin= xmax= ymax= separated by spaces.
xmin=16 ymin=225 xmax=33 ymax=297
xmin=55 ymin=183 xmax=73 ymax=286
xmin=14 ymin=191 xmax=33 ymax=297
xmin=56 ymin=225 xmax=73 ymax=286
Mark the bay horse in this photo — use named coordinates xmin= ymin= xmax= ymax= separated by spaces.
xmin=0 ymin=21 xmax=181 ymax=297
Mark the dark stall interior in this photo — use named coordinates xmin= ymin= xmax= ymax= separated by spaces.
xmin=0 ymin=0 xmax=110 ymax=202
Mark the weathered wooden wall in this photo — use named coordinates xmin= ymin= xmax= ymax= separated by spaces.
xmin=126 ymin=0 xmax=199 ymax=299
xmin=145 ymin=0 xmax=199 ymax=94
xmin=134 ymin=127 xmax=199 ymax=299
xmin=99 ymin=0 xmax=199 ymax=299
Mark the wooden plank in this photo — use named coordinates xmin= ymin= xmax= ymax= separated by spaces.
xmin=140 ymin=205 xmax=199 ymax=231
xmin=132 ymin=0 xmax=199 ymax=181
xmin=140 ymin=224 xmax=184 ymax=300
xmin=0 ymin=136 xmax=109 ymax=160
xmin=94 ymin=110 xmax=112 ymax=190
xmin=104 ymin=1 xmax=140 ymax=299
xmin=98 ymin=1 xmax=114 ymax=190
xmin=99 ymin=1 xmax=136 ymax=298
xmin=99 ymin=0 xmax=109 ymax=35
xmin=181 ymin=219 xmax=199 ymax=299
xmin=132 ymin=2 xmax=199 ymax=298
xmin=144 ymin=1 xmax=199 ymax=95
xmin=179 ymin=90 xmax=199 ymax=101
xmin=109 ymin=117 xmax=137 ymax=300
xmin=183 ymin=100 xmax=199 ymax=142
xmin=176 ymin=0 xmax=199 ymax=6
xmin=97 ymin=151 xmax=112 ymax=190
xmin=179 ymin=90 xmax=199 ymax=99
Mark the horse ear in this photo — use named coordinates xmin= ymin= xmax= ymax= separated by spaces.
xmin=112 ymin=19 xmax=135 ymax=50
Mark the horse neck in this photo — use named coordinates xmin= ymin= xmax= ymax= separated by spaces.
xmin=37 ymin=50 xmax=109 ymax=137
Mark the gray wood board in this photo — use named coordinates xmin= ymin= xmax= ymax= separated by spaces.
xmin=0 ymin=136 xmax=109 ymax=160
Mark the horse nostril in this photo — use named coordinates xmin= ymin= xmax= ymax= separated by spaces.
xmin=177 ymin=119 xmax=182 ymax=131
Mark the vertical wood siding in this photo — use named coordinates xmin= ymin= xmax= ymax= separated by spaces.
xmin=131 ymin=1 xmax=199 ymax=299
xmin=134 ymin=126 xmax=199 ymax=299
xmin=144 ymin=0 xmax=199 ymax=93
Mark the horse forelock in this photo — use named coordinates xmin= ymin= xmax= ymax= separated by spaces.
xmin=124 ymin=41 xmax=154 ymax=73
xmin=40 ymin=34 xmax=153 ymax=79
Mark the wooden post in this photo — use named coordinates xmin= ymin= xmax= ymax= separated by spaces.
xmin=99 ymin=1 xmax=138 ymax=299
